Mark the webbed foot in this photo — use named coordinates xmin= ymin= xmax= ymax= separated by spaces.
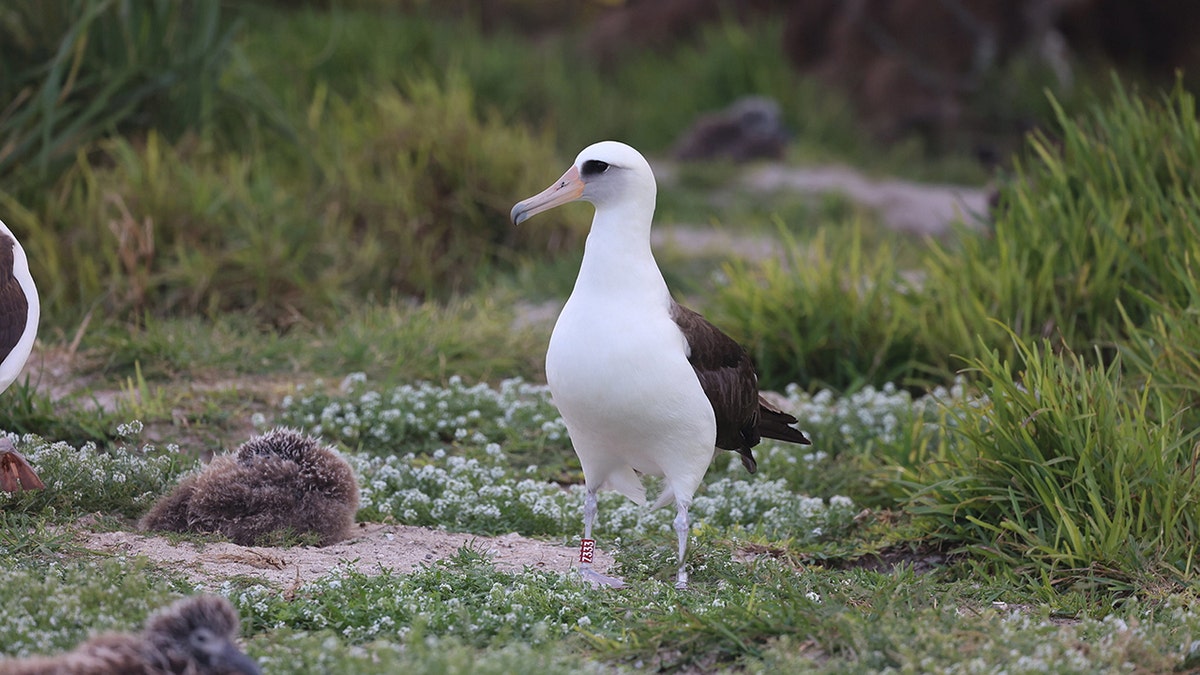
xmin=579 ymin=566 xmax=626 ymax=589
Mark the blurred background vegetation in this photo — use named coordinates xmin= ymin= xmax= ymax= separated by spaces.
xmin=2 ymin=0 xmax=1198 ymax=394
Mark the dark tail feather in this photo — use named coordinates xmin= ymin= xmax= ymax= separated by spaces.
xmin=734 ymin=448 xmax=758 ymax=474
xmin=758 ymin=415 xmax=811 ymax=445
xmin=756 ymin=396 xmax=812 ymax=446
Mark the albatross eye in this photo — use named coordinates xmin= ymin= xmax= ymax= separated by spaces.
xmin=581 ymin=159 xmax=610 ymax=176
xmin=190 ymin=628 xmax=216 ymax=653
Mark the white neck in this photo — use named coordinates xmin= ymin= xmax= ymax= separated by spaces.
xmin=573 ymin=200 xmax=668 ymax=302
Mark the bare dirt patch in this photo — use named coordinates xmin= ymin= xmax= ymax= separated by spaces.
xmin=651 ymin=160 xmax=991 ymax=237
xmin=78 ymin=524 xmax=615 ymax=588
xmin=740 ymin=164 xmax=990 ymax=236
xmin=651 ymin=225 xmax=783 ymax=261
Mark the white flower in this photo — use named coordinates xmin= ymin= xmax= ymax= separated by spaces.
xmin=340 ymin=372 xmax=368 ymax=391
xmin=115 ymin=420 xmax=144 ymax=438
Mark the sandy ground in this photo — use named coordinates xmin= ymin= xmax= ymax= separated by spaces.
xmin=740 ymin=164 xmax=990 ymax=236
xmin=77 ymin=524 xmax=615 ymax=589
xmin=654 ymin=160 xmax=991 ymax=238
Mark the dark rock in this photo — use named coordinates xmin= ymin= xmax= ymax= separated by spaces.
xmin=672 ymin=96 xmax=790 ymax=162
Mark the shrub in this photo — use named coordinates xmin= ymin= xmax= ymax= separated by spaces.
xmin=309 ymin=76 xmax=585 ymax=298
xmin=16 ymin=132 xmax=341 ymax=324
xmin=0 ymin=0 xmax=239 ymax=187
xmin=919 ymin=77 xmax=1200 ymax=368
xmin=238 ymin=7 xmax=867 ymax=162
xmin=904 ymin=331 xmax=1200 ymax=587
xmin=711 ymin=223 xmax=928 ymax=391
xmin=17 ymin=76 xmax=585 ymax=324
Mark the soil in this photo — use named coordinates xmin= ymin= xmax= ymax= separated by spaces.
xmin=738 ymin=164 xmax=991 ymax=236
xmin=77 ymin=523 xmax=615 ymax=589
xmin=654 ymin=160 xmax=991 ymax=237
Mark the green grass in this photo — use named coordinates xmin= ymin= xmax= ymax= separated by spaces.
xmin=15 ymin=78 xmax=586 ymax=324
xmin=716 ymin=77 xmax=1200 ymax=392
xmin=2 ymin=3 xmax=1199 ymax=672
xmin=714 ymin=222 xmax=930 ymax=391
xmin=1118 ymin=253 xmax=1200 ymax=430
xmin=2 ymin=359 xmax=1199 ymax=671
xmin=7 ymin=2 xmax=1020 ymax=330
xmin=0 ymin=0 xmax=243 ymax=186
xmin=76 ymin=295 xmax=546 ymax=385
xmin=916 ymin=77 xmax=1200 ymax=371
xmin=0 ymin=379 xmax=122 ymax=447
xmin=236 ymin=7 xmax=858 ymax=160
xmin=903 ymin=331 xmax=1200 ymax=589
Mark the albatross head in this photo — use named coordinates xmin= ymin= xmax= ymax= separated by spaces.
xmin=510 ymin=141 xmax=655 ymax=225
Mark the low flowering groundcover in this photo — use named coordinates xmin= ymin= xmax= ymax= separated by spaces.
xmin=273 ymin=374 xmax=870 ymax=543
xmin=4 ymin=374 xmax=1200 ymax=673
xmin=2 ymin=373 xmax=969 ymax=545
xmin=0 ymin=430 xmax=189 ymax=520
xmin=229 ymin=550 xmax=611 ymax=647
xmin=347 ymin=443 xmax=859 ymax=542
xmin=273 ymin=374 xmax=569 ymax=458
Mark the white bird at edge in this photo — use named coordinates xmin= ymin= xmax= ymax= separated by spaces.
xmin=0 ymin=218 xmax=44 ymax=493
xmin=511 ymin=141 xmax=811 ymax=589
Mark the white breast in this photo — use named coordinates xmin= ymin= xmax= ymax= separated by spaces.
xmin=546 ymin=286 xmax=717 ymax=504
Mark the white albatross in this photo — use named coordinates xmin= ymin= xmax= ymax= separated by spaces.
xmin=0 ymin=218 xmax=43 ymax=492
xmin=511 ymin=141 xmax=810 ymax=589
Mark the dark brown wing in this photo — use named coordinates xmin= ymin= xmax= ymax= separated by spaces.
xmin=671 ymin=301 xmax=811 ymax=474
xmin=668 ymin=301 xmax=758 ymax=450
xmin=0 ymin=234 xmax=29 ymax=365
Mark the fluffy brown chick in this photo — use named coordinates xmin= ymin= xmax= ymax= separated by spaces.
xmin=140 ymin=427 xmax=359 ymax=546
xmin=0 ymin=595 xmax=260 ymax=675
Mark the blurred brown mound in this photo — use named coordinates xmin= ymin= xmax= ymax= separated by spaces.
xmin=582 ymin=0 xmax=1200 ymax=144
xmin=141 ymin=428 xmax=359 ymax=547
xmin=0 ymin=595 xmax=259 ymax=675
xmin=584 ymin=0 xmax=789 ymax=65
xmin=783 ymin=0 xmax=1068 ymax=142
xmin=1055 ymin=0 xmax=1200 ymax=76
xmin=672 ymin=96 xmax=789 ymax=162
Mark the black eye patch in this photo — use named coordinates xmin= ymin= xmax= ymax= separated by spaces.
xmin=581 ymin=159 xmax=610 ymax=176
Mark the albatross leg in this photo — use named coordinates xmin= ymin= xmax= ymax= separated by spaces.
xmin=578 ymin=487 xmax=625 ymax=588
xmin=673 ymin=501 xmax=690 ymax=590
